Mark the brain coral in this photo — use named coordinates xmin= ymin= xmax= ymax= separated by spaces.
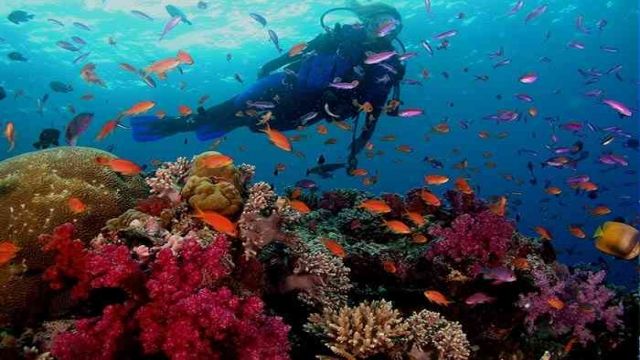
xmin=0 ymin=146 xmax=148 ymax=326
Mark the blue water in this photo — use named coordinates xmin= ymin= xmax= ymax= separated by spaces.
xmin=0 ymin=1 xmax=638 ymax=287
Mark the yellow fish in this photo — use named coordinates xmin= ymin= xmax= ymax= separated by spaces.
xmin=593 ymin=221 xmax=639 ymax=260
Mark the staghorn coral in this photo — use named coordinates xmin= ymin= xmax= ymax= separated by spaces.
xmin=41 ymin=223 xmax=291 ymax=360
xmin=405 ymin=310 xmax=471 ymax=360
xmin=427 ymin=210 xmax=514 ymax=277
xmin=517 ymin=265 xmax=623 ymax=345
xmin=181 ymin=175 xmax=243 ymax=216
xmin=306 ymin=300 xmax=408 ymax=359
xmin=0 ymin=147 xmax=147 ymax=326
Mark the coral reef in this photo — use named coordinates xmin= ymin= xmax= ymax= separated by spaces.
xmin=406 ymin=309 xmax=471 ymax=360
xmin=0 ymin=147 xmax=147 ymax=326
xmin=306 ymin=299 xmax=409 ymax=359
xmin=181 ymin=175 xmax=243 ymax=216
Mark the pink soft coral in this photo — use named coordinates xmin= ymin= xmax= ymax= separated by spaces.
xmin=517 ymin=265 xmax=623 ymax=345
xmin=42 ymin=223 xmax=290 ymax=360
xmin=427 ymin=210 xmax=514 ymax=276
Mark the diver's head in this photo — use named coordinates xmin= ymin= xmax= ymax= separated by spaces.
xmin=348 ymin=1 xmax=402 ymax=41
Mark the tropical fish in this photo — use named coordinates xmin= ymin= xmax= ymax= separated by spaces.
xmin=424 ymin=290 xmax=451 ymax=306
xmin=65 ymin=113 xmax=93 ymax=146
xmin=602 ymin=99 xmax=632 ymax=117
xmin=525 ymin=5 xmax=548 ymax=23
xmin=385 ymin=220 xmax=411 ymax=234
xmin=359 ymin=199 xmax=391 ymax=214
xmin=424 ymin=174 xmax=449 ymax=185
xmin=322 ymin=239 xmax=346 ymax=258
xmin=261 ymin=124 xmax=291 ymax=151
xmin=199 ymin=153 xmax=233 ymax=168
xmin=122 ymin=101 xmax=156 ymax=116
xmin=249 ymin=13 xmax=267 ymax=27
xmin=4 ymin=122 xmax=15 ymax=151
xmin=420 ymin=190 xmax=441 ymax=207
xmin=68 ymin=197 xmax=87 ymax=214
xmin=131 ymin=10 xmax=154 ymax=21
xmin=534 ymin=226 xmax=553 ymax=240
xmin=159 ymin=16 xmax=181 ymax=41
xmin=80 ymin=63 xmax=106 ymax=87
xmin=95 ymin=120 xmax=119 ymax=141
xmin=593 ymin=221 xmax=639 ymax=260
xmin=96 ymin=156 xmax=142 ymax=176
xmin=166 ymin=4 xmax=192 ymax=25
xmin=364 ymin=51 xmax=397 ymax=65
xmin=268 ymin=29 xmax=282 ymax=53
xmin=8 ymin=10 xmax=34 ymax=24
xmin=483 ymin=267 xmax=516 ymax=285
xmin=465 ymin=292 xmax=496 ymax=306
xmin=193 ymin=208 xmax=237 ymax=236
xmin=289 ymin=200 xmax=311 ymax=214
xmin=73 ymin=22 xmax=91 ymax=31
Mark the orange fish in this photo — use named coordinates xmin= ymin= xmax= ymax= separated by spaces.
xmin=353 ymin=100 xmax=374 ymax=113
xmin=547 ymin=296 xmax=565 ymax=310
xmin=455 ymin=178 xmax=473 ymax=195
xmin=528 ymin=107 xmax=538 ymax=117
xmin=290 ymin=187 xmax=302 ymax=199
xmin=316 ymin=124 xmax=328 ymax=135
xmin=333 ymin=120 xmax=352 ymax=131
xmin=179 ymin=105 xmax=192 ymax=117
xmin=577 ymin=181 xmax=598 ymax=192
xmin=433 ymin=122 xmax=450 ymax=134
xmin=200 ymin=153 xmax=233 ymax=168
xmin=288 ymin=42 xmax=308 ymax=57
xmin=412 ymin=233 xmax=428 ymax=244
xmin=383 ymin=260 xmax=397 ymax=274
xmin=322 ymin=239 xmax=346 ymax=258
xmin=289 ymin=199 xmax=311 ymax=214
xmin=96 ymin=156 xmax=142 ymax=176
xmin=359 ymin=199 xmax=391 ymax=214
xmin=478 ymin=131 xmax=490 ymax=139
xmin=261 ymin=124 xmax=292 ymax=152
xmin=80 ymin=63 xmax=106 ymax=87
xmin=421 ymin=190 xmax=441 ymax=207
xmin=365 ymin=142 xmax=375 ymax=151
xmin=545 ymin=186 xmax=562 ymax=195
xmin=568 ymin=224 xmax=586 ymax=239
xmin=0 ymin=241 xmax=20 ymax=266
xmin=176 ymin=49 xmax=194 ymax=65
xmin=490 ymin=196 xmax=507 ymax=217
xmin=534 ymin=226 xmax=553 ymax=241
xmin=385 ymin=220 xmax=411 ymax=234
xmin=4 ymin=121 xmax=15 ymax=151
xmin=350 ymin=168 xmax=368 ymax=177
xmin=423 ymin=290 xmax=451 ymax=306
xmin=396 ymin=145 xmax=413 ymax=153
xmin=405 ymin=211 xmax=426 ymax=227
xmin=563 ymin=337 xmax=577 ymax=355
xmin=123 ymin=101 xmax=156 ymax=116
xmin=68 ymin=197 xmax=87 ymax=214
xmin=193 ymin=208 xmax=237 ymax=237
xmin=590 ymin=206 xmax=611 ymax=216
xmin=95 ymin=119 xmax=119 ymax=141
xmin=424 ymin=174 xmax=449 ymax=185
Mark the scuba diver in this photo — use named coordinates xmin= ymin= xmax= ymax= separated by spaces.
xmin=130 ymin=1 xmax=406 ymax=173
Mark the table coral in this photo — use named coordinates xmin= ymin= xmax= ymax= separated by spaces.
xmin=0 ymin=147 xmax=148 ymax=326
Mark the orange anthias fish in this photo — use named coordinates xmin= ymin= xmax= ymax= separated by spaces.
xmin=421 ymin=190 xmax=441 ymax=207
xmin=316 ymin=124 xmax=328 ymax=135
xmin=412 ymin=233 xmax=428 ymax=244
xmin=322 ymin=239 xmax=346 ymax=258
xmin=382 ymin=260 xmax=397 ymax=274
xmin=261 ymin=124 xmax=291 ymax=152
xmin=193 ymin=208 xmax=237 ymax=237
xmin=455 ymin=178 xmax=473 ymax=195
xmin=568 ymin=224 xmax=586 ymax=239
xmin=145 ymin=50 xmax=193 ymax=79
xmin=433 ymin=122 xmax=450 ymax=134
xmin=0 ymin=241 xmax=20 ymax=266
xmin=179 ymin=105 xmax=192 ymax=117
xmin=424 ymin=290 xmax=451 ymax=306
xmin=425 ymin=174 xmax=449 ymax=185
xmin=590 ymin=206 xmax=611 ymax=216
xmin=350 ymin=168 xmax=368 ymax=177
xmin=4 ymin=121 xmax=15 ymax=151
xmin=200 ymin=153 xmax=233 ymax=168
xmin=359 ymin=199 xmax=391 ymax=214
xmin=534 ymin=226 xmax=553 ymax=241
xmin=396 ymin=145 xmax=413 ymax=153
xmin=490 ymin=196 xmax=507 ymax=217
xmin=95 ymin=119 xmax=119 ymax=141
xmin=405 ymin=211 xmax=426 ymax=227
xmin=96 ymin=156 xmax=142 ymax=176
xmin=68 ymin=197 xmax=87 ymax=214
xmin=122 ymin=101 xmax=156 ymax=116
xmin=176 ymin=49 xmax=194 ymax=65
xmin=288 ymin=42 xmax=308 ymax=57
xmin=545 ymin=186 xmax=562 ymax=195
xmin=547 ymin=296 xmax=565 ymax=310
xmin=577 ymin=181 xmax=598 ymax=192
xmin=528 ymin=107 xmax=538 ymax=117
xmin=385 ymin=220 xmax=411 ymax=234
xmin=289 ymin=199 xmax=311 ymax=214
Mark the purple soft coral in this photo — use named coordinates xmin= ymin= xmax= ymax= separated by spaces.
xmin=517 ymin=265 xmax=623 ymax=345
xmin=427 ymin=210 xmax=514 ymax=276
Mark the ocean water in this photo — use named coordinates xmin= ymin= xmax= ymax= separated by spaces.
xmin=0 ymin=0 xmax=637 ymax=291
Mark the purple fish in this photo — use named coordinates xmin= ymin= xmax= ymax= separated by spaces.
xmin=465 ymin=292 xmax=496 ymax=306
xmin=378 ymin=63 xmax=398 ymax=74
xmin=56 ymin=40 xmax=80 ymax=52
xmin=246 ymin=100 xmax=275 ymax=109
xmin=596 ymin=19 xmax=608 ymax=31
xmin=567 ymin=174 xmax=590 ymax=186
xmin=421 ymin=40 xmax=434 ymax=56
xmin=600 ymin=153 xmax=628 ymax=166
xmin=602 ymin=99 xmax=632 ymax=117
xmin=508 ymin=0 xmax=524 ymax=15
xmin=560 ymin=122 xmax=583 ymax=132
xmin=515 ymin=93 xmax=534 ymax=102
xmin=525 ymin=5 xmax=547 ymax=24
xmin=519 ymin=72 xmax=538 ymax=84
xmin=71 ymin=36 xmax=86 ymax=46
xmin=600 ymin=45 xmax=618 ymax=53
xmin=434 ymin=29 xmax=457 ymax=40
xmin=65 ymin=112 xmax=93 ymax=146
xmin=483 ymin=267 xmax=516 ymax=285
xmin=364 ymin=51 xmax=397 ymax=65
xmin=159 ymin=16 xmax=181 ymax=41
xmin=73 ymin=22 xmax=91 ymax=31
xmin=329 ymin=80 xmax=359 ymax=90
xmin=584 ymin=89 xmax=603 ymax=97
xmin=295 ymin=179 xmax=317 ymax=190
xmin=376 ymin=19 xmax=398 ymax=37
xmin=398 ymin=52 xmax=418 ymax=61
xmin=298 ymin=111 xmax=318 ymax=126
xmin=398 ymin=108 xmax=424 ymax=117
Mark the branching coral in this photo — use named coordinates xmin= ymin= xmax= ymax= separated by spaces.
xmin=405 ymin=310 xmax=471 ymax=360
xmin=41 ymin=223 xmax=291 ymax=360
xmin=427 ymin=210 xmax=514 ymax=276
xmin=306 ymin=300 xmax=408 ymax=359
xmin=146 ymin=157 xmax=191 ymax=203
xmin=517 ymin=265 xmax=623 ymax=345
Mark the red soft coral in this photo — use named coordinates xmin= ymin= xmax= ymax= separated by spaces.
xmin=427 ymin=210 xmax=514 ymax=276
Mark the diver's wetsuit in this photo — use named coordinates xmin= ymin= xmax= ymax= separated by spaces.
xmin=131 ymin=23 xmax=405 ymax=159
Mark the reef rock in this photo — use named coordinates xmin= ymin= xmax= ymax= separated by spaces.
xmin=0 ymin=147 xmax=148 ymax=326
